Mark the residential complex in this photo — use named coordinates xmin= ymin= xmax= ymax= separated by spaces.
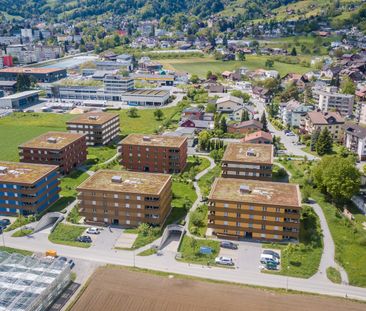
xmin=66 ymin=112 xmax=120 ymax=146
xmin=280 ymin=100 xmax=313 ymax=127
xmin=303 ymin=111 xmax=345 ymax=141
xmin=316 ymin=86 xmax=354 ymax=116
xmin=119 ymin=134 xmax=187 ymax=173
xmin=0 ymin=161 xmax=60 ymax=215
xmin=221 ymin=143 xmax=273 ymax=181
xmin=77 ymin=170 xmax=172 ymax=226
xmin=0 ymin=67 xmax=66 ymax=82
xmin=19 ymin=132 xmax=87 ymax=174
xmin=207 ymin=178 xmax=301 ymax=241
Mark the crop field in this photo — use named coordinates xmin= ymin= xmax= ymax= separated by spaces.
xmin=70 ymin=267 xmax=366 ymax=311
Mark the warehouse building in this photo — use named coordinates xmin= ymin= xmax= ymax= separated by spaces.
xmin=119 ymin=134 xmax=187 ymax=174
xmin=0 ymin=67 xmax=66 ymax=82
xmin=19 ymin=132 xmax=87 ymax=174
xmin=208 ymin=178 xmax=301 ymax=241
xmin=221 ymin=143 xmax=273 ymax=181
xmin=67 ymin=112 xmax=120 ymax=146
xmin=77 ymin=170 xmax=172 ymax=227
xmin=0 ymin=162 xmax=60 ymax=215
xmin=0 ymin=251 xmax=71 ymax=311
xmin=121 ymin=89 xmax=170 ymax=106
xmin=0 ymin=90 xmax=39 ymax=109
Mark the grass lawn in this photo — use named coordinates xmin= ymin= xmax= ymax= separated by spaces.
xmin=0 ymin=113 xmax=72 ymax=162
xmin=112 ymin=106 xmax=181 ymax=136
xmin=158 ymin=55 xmax=310 ymax=78
xmin=5 ymin=215 xmax=36 ymax=232
xmin=137 ymin=248 xmax=157 ymax=256
xmin=86 ymin=145 xmax=117 ymax=167
xmin=189 ymin=204 xmax=208 ymax=237
xmin=124 ymin=227 xmax=161 ymax=250
xmin=48 ymin=223 xmax=89 ymax=248
xmin=178 ymin=236 xmax=220 ymax=265
xmin=264 ymin=205 xmax=323 ymax=278
xmin=0 ymin=246 xmax=32 ymax=256
xmin=11 ymin=228 xmax=33 ymax=237
xmin=327 ymin=267 xmax=342 ymax=284
xmin=198 ymin=165 xmax=221 ymax=198
xmin=279 ymin=159 xmax=366 ymax=286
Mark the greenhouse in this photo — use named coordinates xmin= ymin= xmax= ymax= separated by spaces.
xmin=0 ymin=251 xmax=71 ymax=311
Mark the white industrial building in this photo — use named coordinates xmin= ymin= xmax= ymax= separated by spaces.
xmin=0 ymin=90 xmax=39 ymax=109
xmin=121 ymin=89 xmax=170 ymax=106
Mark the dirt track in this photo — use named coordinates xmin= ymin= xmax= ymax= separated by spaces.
xmin=71 ymin=267 xmax=366 ymax=311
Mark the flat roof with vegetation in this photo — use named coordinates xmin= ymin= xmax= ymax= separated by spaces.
xmin=0 ymin=161 xmax=58 ymax=184
xmin=19 ymin=132 xmax=85 ymax=150
xmin=120 ymin=134 xmax=186 ymax=148
xmin=208 ymin=178 xmax=301 ymax=208
xmin=222 ymin=143 xmax=273 ymax=164
xmin=66 ymin=112 xmax=119 ymax=125
xmin=77 ymin=170 xmax=171 ymax=195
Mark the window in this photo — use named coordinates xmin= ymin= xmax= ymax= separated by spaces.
xmin=274 ymin=234 xmax=279 ymax=239
xmin=126 ymin=203 xmax=130 ymax=208
xmin=274 ymin=226 xmax=279 ymax=230
xmin=126 ymin=220 xmax=130 ymax=225
xmin=236 ymin=222 xmax=241 ymax=227
xmin=275 ymin=217 xmax=280 ymax=222
xmin=262 ymin=207 xmax=267 ymax=211
xmin=114 ymin=203 xmax=118 ymax=207
xmin=236 ymin=213 xmax=240 ymax=218
xmin=104 ymin=209 xmax=108 ymax=214
xmin=224 ymin=203 xmax=229 ymax=208
xmin=276 ymin=208 xmax=280 ymax=212
xmin=224 ymin=212 xmax=228 ymax=217
xmin=137 ymin=213 xmax=141 ymax=217
xmin=249 ymin=205 xmax=254 ymax=210
xmin=92 ymin=208 xmax=96 ymax=213
xmin=261 ymin=233 xmax=266 ymax=238
xmin=223 ymin=229 xmax=228 ymax=233
xmin=248 ymin=223 xmax=253 ymax=228
xmin=137 ymin=204 xmax=141 ymax=209
xmin=125 ymin=195 xmax=130 ymax=200
xmin=237 ymin=203 xmax=241 ymax=209
xmin=223 ymin=221 xmax=228 ymax=225
xmin=92 ymin=201 xmax=96 ymax=205
xmin=114 ymin=194 xmax=118 ymax=199
xmin=261 ymin=224 xmax=266 ymax=230
xmin=249 ymin=215 xmax=254 ymax=219
xmin=136 ymin=195 xmax=141 ymax=200
xmin=104 ymin=218 xmax=108 ymax=223
xmin=262 ymin=216 xmax=266 ymax=220
xmin=93 ymin=217 xmax=97 ymax=222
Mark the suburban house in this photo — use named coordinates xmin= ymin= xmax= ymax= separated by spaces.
xmin=230 ymin=105 xmax=255 ymax=121
xmin=280 ymin=100 xmax=314 ymax=127
xmin=252 ymin=86 xmax=271 ymax=103
xmin=343 ymin=123 xmax=366 ymax=161
xmin=181 ymin=107 xmax=203 ymax=120
xmin=216 ymin=95 xmax=243 ymax=112
xmin=227 ymin=120 xmax=263 ymax=135
xmin=179 ymin=118 xmax=214 ymax=130
xmin=243 ymin=131 xmax=273 ymax=144
xmin=303 ymin=111 xmax=345 ymax=141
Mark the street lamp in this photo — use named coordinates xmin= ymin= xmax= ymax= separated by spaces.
xmin=286 ymin=265 xmax=290 ymax=292
xmin=0 ymin=228 xmax=4 ymax=247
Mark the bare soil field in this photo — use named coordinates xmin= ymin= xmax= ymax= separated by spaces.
xmin=71 ymin=267 xmax=365 ymax=311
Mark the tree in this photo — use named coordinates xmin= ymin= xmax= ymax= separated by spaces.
xmin=214 ymin=113 xmax=220 ymax=130
xmin=198 ymin=130 xmax=210 ymax=151
xmin=230 ymin=90 xmax=250 ymax=102
xmin=237 ymin=51 xmax=246 ymax=61
xmin=127 ymin=107 xmax=139 ymax=118
xmin=316 ymin=128 xmax=333 ymax=156
xmin=16 ymin=74 xmax=31 ymax=92
xmin=340 ymin=76 xmax=356 ymax=95
xmin=312 ymin=156 xmax=361 ymax=204
xmin=190 ymin=74 xmax=199 ymax=84
xmin=310 ymin=128 xmax=321 ymax=151
xmin=220 ymin=116 xmax=227 ymax=133
xmin=265 ymin=59 xmax=274 ymax=68
xmin=206 ymin=70 xmax=213 ymax=80
xmin=154 ymin=109 xmax=164 ymax=120
xmin=291 ymin=47 xmax=297 ymax=56
xmin=241 ymin=109 xmax=249 ymax=122
xmin=206 ymin=103 xmax=216 ymax=113
xmin=260 ymin=113 xmax=268 ymax=132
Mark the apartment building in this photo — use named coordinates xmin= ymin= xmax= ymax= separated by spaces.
xmin=221 ymin=143 xmax=273 ymax=181
xmin=77 ymin=170 xmax=172 ymax=226
xmin=103 ymin=75 xmax=134 ymax=99
xmin=66 ymin=112 xmax=120 ymax=146
xmin=316 ymin=86 xmax=354 ymax=116
xmin=303 ymin=111 xmax=345 ymax=141
xmin=119 ymin=134 xmax=187 ymax=174
xmin=208 ymin=178 xmax=301 ymax=241
xmin=19 ymin=132 xmax=87 ymax=174
xmin=0 ymin=162 xmax=60 ymax=215
xmin=279 ymin=99 xmax=313 ymax=127
xmin=343 ymin=123 xmax=366 ymax=161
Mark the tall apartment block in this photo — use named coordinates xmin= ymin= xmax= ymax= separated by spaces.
xmin=119 ymin=134 xmax=187 ymax=173
xmin=77 ymin=170 xmax=172 ymax=226
xmin=19 ymin=132 xmax=87 ymax=175
xmin=208 ymin=178 xmax=301 ymax=241
xmin=221 ymin=143 xmax=273 ymax=180
xmin=0 ymin=162 xmax=60 ymax=215
xmin=66 ymin=112 xmax=120 ymax=146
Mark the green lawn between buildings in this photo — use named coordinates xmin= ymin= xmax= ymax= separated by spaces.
xmin=0 ymin=246 xmax=32 ymax=256
xmin=279 ymin=159 xmax=366 ymax=287
xmin=48 ymin=223 xmax=90 ymax=248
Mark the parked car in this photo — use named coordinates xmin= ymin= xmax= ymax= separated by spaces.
xmin=220 ymin=241 xmax=238 ymax=250
xmin=215 ymin=256 xmax=234 ymax=266
xmin=68 ymin=259 xmax=75 ymax=269
xmin=285 ymin=132 xmax=295 ymax=136
xmin=0 ymin=219 xmax=10 ymax=226
xmin=76 ymin=236 xmax=92 ymax=243
xmin=262 ymin=249 xmax=280 ymax=260
xmin=260 ymin=254 xmax=279 ymax=265
xmin=87 ymin=227 xmax=100 ymax=234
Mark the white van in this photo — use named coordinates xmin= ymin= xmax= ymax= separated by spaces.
xmin=260 ymin=254 xmax=279 ymax=265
